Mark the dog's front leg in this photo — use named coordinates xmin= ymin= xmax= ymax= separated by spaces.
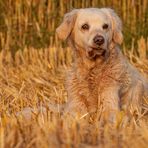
xmin=99 ymin=87 xmax=120 ymax=124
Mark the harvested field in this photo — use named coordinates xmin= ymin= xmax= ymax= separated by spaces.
xmin=0 ymin=38 xmax=148 ymax=147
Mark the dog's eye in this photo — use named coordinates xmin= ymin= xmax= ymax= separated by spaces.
xmin=81 ymin=24 xmax=89 ymax=30
xmin=102 ymin=24 xmax=108 ymax=30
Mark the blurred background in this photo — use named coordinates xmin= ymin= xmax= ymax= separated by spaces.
xmin=0 ymin=0 xmax=147 ymax=53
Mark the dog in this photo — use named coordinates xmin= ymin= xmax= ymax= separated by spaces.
xmin=56 ymin=8 xmax=148 ymax=123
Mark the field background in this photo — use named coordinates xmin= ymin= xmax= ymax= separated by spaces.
xmin=0 ymin=0 xmax=148 ymax=148
xmin=0 ymin=0 xmax=148 ymax=51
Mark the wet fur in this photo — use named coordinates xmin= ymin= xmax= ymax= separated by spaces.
xmin=56 ymin=8 xmax=148 ymax=122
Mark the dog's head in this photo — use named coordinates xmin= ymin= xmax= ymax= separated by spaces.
xmin=56 ymin=8 xmax=123 ymax=60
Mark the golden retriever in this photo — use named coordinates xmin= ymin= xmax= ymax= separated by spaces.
xmin=56 ymin=8 xmax=148 ymax=123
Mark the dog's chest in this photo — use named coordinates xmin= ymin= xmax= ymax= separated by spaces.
xmin=66 ymin=68 xmax=102 ymax=113
xmin=68 ymin=68 xmax=102 ymax=100
xmin=67 ymin=62 xmax=127 ymax=107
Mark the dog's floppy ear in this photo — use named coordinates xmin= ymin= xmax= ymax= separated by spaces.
xmin=101 ymin=8 xmax=123 ymax=45
xmin=56 ymin=9 xmax=78 ymax=40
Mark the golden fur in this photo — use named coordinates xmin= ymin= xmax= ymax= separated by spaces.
xmin=56 ymin=8 xmax=148 ymax=122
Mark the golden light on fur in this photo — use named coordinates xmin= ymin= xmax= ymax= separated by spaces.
xmin=56 ymin=8 xmax=148 ymax=124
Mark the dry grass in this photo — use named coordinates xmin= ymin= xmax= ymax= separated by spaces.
xmin=0 ymin=1 xmax=147 ymax=147
xmin=0 ymin=37 xmax=148 ymax=148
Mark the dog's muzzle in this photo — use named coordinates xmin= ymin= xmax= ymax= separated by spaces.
xmin=86 ymin=47 xmax=106 ymax=60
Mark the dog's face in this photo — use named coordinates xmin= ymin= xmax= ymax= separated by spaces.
xmin=56 ymin=8 xmax=123 ymax=60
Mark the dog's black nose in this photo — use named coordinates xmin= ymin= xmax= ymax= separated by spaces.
xmin=93 ymin=35 xmax=104 ymax=46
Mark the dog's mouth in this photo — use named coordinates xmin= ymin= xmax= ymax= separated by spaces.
xmin=86 ymin=47 xmax=106 ymax=60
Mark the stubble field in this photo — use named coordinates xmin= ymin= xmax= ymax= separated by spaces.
xmin=0 ymin=37 xmax=148 ymax=147
xmin=0 ymin=0 xmax=148 ymax=147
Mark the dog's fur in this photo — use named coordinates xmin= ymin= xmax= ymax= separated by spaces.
xmin=56 ymin=8 xmax=148 ymax=122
